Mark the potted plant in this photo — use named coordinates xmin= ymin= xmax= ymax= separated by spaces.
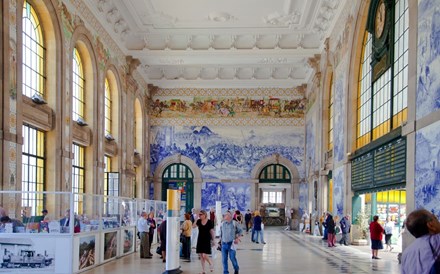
xmin=351 ymin=206 xmax=371 ymax=246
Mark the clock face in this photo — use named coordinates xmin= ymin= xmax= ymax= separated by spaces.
xmin=375 ymin=1 xmax=386 ymax=38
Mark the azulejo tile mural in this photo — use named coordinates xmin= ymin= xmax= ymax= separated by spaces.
xmin=150 ymin=126 xmax=305 ymax=179
xmin=201 ymin=182 xmax=251 ymax=213
xmin=306 ymin=112 xmax=317 ymax=178
xmin=333 ymin=67 xmax=346 ymax=163
xmin=417 ymin=0 xmax=440 ymax=119
xmin=299 ymin=182 xmax=309 ymax=217
xmin=333 ymin=166 xmax=345 ymax=218
xmin=415 ymin=120 xmax=440 ymax=218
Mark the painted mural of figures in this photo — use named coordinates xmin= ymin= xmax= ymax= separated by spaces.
xmin=201 ymin=183 xmax=251 ymax=213
xmin=149 ymin=126 xmax=305 ymax=179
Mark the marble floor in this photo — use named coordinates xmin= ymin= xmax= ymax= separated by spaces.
xmin=84 ymin=228 xmax=402 ymax=274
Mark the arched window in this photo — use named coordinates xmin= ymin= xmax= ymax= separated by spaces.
xmin=162 ymin=163 xmax=194 ymax=212
xmin=104 ymin=78 xmax=112 ymax=136
xmin=21 ymin=1 xmax=46 ymax=216
xmin=72 ymin=48 xmax=85 ymax=121
xmin=356 ymin=0 xmax=408 ymax=148
xmin=259 ymin=164 xmax=291 ymax=182
xmin=22 ymin=0 xmax=45 ymax=98
xmin=259 ymin=164 xmax=291 ymax=203
xmin=328 ymin=75 xmax=334 ymax=151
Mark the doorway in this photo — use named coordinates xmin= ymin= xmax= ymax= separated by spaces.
xmin=161 ymin=163 xmax=194 ymax=214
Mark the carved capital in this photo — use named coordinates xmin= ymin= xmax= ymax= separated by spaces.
xmin=126 ymin=56 xmax=141 ymax=76
xmin=307 ymin=54 xmax=321 ymax=72
xmin=148 ymin=84 xmax=158 ymax=95
xmin=296 ymin=84 xmax=307 ymax=96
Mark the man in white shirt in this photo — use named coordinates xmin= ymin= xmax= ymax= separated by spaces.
xmin=402 ymin=209 xmax=440 ymax=274
xmin=137 ymin=212 xmax=151 ymax=259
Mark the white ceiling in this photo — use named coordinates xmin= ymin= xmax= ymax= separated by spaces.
xmin=85 ymin=0 xmax=346 ymax=89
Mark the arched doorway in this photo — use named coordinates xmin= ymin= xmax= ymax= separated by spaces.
xmin=258 ymin=164 xmax=291 ymax=225
xmin=161 ymin=163 xmax=194 ymax=214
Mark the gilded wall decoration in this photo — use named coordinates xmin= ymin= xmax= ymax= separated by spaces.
xmin=9 ymin=1 xmax=17 ymax=134
xmin=95 ymin=36 xmax=110 ymax=71
xmin=59 ymin=2 xmax=74 ymax=42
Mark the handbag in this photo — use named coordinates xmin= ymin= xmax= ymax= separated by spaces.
xmin=180 ymin=233 xmax=186 ymax=243
xmin=156 ymin=246 xmax=162 ymax=255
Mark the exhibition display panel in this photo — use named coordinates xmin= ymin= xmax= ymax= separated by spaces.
xmin=0 ymin=191 xmax=166 ymax=273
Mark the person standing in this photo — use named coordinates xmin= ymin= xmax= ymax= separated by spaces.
xmin=301 ymin=211 xmax=309 ymax=232
xmin=401 ymin=209 xmax=440 ymax=274
xmin=191 ymin=208 xmax=199 ymax=249
xmin=147 ymin=212 xmax=156 ymax=257
xmin=209 ymin=208 xmax=216 ymax=225
xmin=252 ymin=211 xmax=266 ymax=244
xmin=194 ymin=210 xmax=215 ymax=273
xmin=159 ymin=217 xmax=167 ymax=263
xmin=181 ymin=213 xmax=192 ymax=262
xmin=322 ymin=212 xmax=329 ymax=240
xmin=339 ymin=214 xmax=351 ymax=246
xmin=326 ymin=214 xmax=336 ymax=247
xmin=369 ymin=215 xmax=384 ymax=259
xmin=384 ymin=216 xmax=394 ymax=252
xmin=244 ymin=209 xmax=252 ymax=233
xmin=137 ymin=212 xmax=151 ymax=259
xmin=220 ymin=211 xmax=242 ymax=274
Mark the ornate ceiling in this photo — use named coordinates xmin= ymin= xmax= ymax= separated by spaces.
xmin=85 ymin=0 xmax=347 ymax=89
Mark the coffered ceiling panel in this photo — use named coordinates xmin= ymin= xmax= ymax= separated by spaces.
xmin=86 ymin=0 xmax=347 ymax=88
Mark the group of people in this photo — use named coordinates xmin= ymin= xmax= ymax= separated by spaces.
xmin=321 ymin=212 xmax=351 ymax=247
xmin=187 ymin=208 xmax=243 ymax=274
xmin=138 ymin=207 xmax=243 ymax=274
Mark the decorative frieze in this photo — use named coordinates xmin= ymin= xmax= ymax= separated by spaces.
xmin=150 ymin=117 xmax=305 ymax=127
xmin=152 ymin=87 xmax=304 ymax=97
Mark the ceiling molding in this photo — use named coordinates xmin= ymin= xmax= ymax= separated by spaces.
xmin=82 ymin=0 xmax=347 ymax=89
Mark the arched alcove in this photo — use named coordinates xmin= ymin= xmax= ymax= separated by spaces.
xmin=153 ymin=154 xmax=202 ymax=208
xmin=251 ymin=153 xmax=302 ymax=229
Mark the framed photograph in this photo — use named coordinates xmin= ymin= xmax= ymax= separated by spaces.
xmin=103 ymin=231 xmax=118 ymax=260
xmin=78 ymin=235 xmax=95 ymax=270
xmin=122 ymin=229 xmax=134 ymax=254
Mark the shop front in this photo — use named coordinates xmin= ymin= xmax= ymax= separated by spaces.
xmin=351 ymin=131 xmax=407 ymax=245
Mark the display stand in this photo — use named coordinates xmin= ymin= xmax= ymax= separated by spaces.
xmin=0 ymin=191 xmax=166 ymax=274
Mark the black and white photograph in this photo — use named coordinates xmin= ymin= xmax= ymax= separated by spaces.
xmin=0 ymin=237 xmax=55 ymax=272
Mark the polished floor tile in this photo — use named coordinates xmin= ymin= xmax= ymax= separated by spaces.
xmin=83 ymin=228 xmax=401 ymax=274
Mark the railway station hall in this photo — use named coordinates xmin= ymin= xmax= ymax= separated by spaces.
xmin=1 ymin=0 xmax=440 ymax=273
